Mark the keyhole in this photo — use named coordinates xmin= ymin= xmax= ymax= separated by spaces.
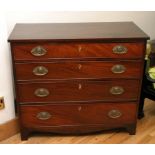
xmin=78 ymin=84 xmax=82 ymax=90
xmin=78 ymin=64 xmax=82 ymax=70
xmin=78 ymin=106 xmax=82 ymax=111
xmin=78 ymin=46 xmax=82 ymax=52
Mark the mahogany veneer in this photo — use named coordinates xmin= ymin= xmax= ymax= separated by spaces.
xmin=12 ymin=42 xmax=144 ymax=60
xmin=15 ymin=60 xmax=142 ymax=81
xmin=20 ymin=103 xmax=137 ymax=128
xmin=8 ymin=22 xmax=149 ymax=140
xmin=17 ymin=80 xmax=140 ymax=103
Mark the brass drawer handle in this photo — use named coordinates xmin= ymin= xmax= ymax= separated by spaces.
xmin=111 ymin=64 xmax=126 ymax=74
xmin=33 ymin=66 xmax=48 ymax=76
xmin=37 ymin=111 xmax=51 ymax=120
xmin=31 ymin=46 xmax=47 ymax=56
xmin=113 ymin=45 xmax=128 ymax=54
xmin=108 ymin=109 xmax=122 ymax=119
xmin=34 ymin=88 xmax=50 ymax=97
xmin=110 ymin=86 xmax=124 ymax=95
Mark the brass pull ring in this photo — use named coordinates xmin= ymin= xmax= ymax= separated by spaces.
xmin=108 ymin=109 xmax=122 ymax=119
xmin=111 ymin=64 xmax=126 ymax=74
xmin=113 ymin=45 xmax=128 ymax=54
xmin=33 ymin=66 xmax=48 ymax=76
xmin=31 ymin=46 xmax=47 ymax=56
xmin=34 ymin=88 xmax=50 ymax=97
xmin=110 ymin=86 xmax=124 ymax=95
xmin=37 ymin=111 xmax=51 ymax=120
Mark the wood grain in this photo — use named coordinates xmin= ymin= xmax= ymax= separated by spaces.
xmin=19 ymin=102 xmax=136 ymax=131
xmin=0 ymin=118 xmax=19 ymax=141
xmin=15 ymin=60 xmax=143 ymax=81
xmin=1 ymin=99 xmax=154 ymax=144
xmin=17 ymin=80 xmax=140 ymax=103
xmin=12 ymin=42 xmax=145 ymax=60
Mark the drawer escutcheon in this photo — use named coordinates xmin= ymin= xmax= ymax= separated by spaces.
xmin=78 ymin=64 xmax=82 ymax=70
xmin=78 ymin=83 xmax=82 ymax=90
xmin=78 ymin=46 xmax=82 ymax=52
xmin=31 ymin=46 xmax=47 ymax=56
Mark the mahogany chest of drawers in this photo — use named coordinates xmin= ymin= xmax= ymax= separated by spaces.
xmin=8 ymin=22 xmax=149 ymax=140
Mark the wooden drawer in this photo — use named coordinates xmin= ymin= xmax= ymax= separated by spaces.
xmin=15 ymin=60 xmax=142 ymax=81
xmin=20 ymin=102 xmax=137 ymax=128
xmin=12 ymin=42 xmax=144 ymax=60
xmin=17 ymin=80 xmax=140 ymax=103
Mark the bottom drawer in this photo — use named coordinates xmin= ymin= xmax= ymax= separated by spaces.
xmin=20 ymin=102 xmax=137 ymax=128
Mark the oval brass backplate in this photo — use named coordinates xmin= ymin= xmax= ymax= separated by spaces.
xmin=34 ymin=88 xmax=50 ymax=97
xmin=33 ymin=66 xmax=48 ymax=76
xmin=108 ymin=109 xmax=122 ymax=119
xmin=31 ymin=46 xmax=47 ymax=56
xmin=110 ymin=86 xmax=124 ymax=95
xmin=111 ymin=64 xmax=126 ymax=74
xmin=113 ymin=45 xmax=128 ymax=54
xmin=37 ymin=111 xmax=51 ymax=120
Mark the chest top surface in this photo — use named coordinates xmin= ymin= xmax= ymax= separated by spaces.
xmin=8 ymin=22 xmax=149 ymax=42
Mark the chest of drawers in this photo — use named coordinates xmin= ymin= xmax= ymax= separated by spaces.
xmin=8 ymin=22 xmax=149 ymax=140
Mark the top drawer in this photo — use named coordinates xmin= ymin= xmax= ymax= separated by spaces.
xmin=11 ymin=42 xmax=145 ymax=61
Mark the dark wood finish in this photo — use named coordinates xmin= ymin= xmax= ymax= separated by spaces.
xmin=8 ymin=22 xmax=149 ymax=140
xmin=138 ymin=60 xmax=147 ymax=119
xmin=8 ymin=22 xmax=149 ymax=42
xmin=20 ymin=124 xmax=136 ymax=140
xmin=20 ymin=102 xmax=136 ymax=127
xmin=15 ymin=60 xmax=143 ymax=81
xmin=12 ymin=42 xmax=145 ymax=60
xmin=17 ymin=80 xmax=140 ymax=103
xmin=20 ymin=128 xmax=30 ymax=141
xmin=125 ymin=124 xmax=136 ymax=135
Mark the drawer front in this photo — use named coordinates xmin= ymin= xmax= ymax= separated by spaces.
xmin=12 ymin=42 xmax=144 ymax=60
xmin=15 ymin=61 xmax=142 ymax=81
xmin=20 ymin=103 xmax=137 ymax=127
xmin=17 ymin=80 xmax=140 ymax=103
